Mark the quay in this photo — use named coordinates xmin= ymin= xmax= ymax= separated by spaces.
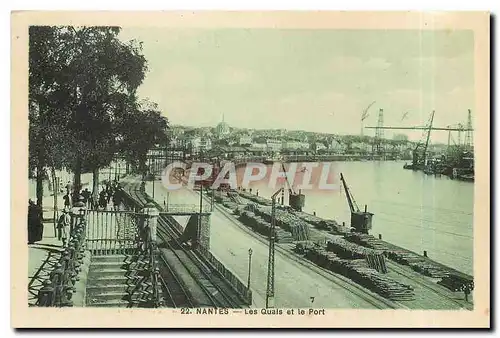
xmin=28 ymin=163 xmax=473 ymax=310
xmin=144 ymin=179 xmax=473 ymax=310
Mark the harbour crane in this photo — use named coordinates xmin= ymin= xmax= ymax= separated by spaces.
xmin=366 ymin=110 xmax=437 ymax=169
xmin=340 ymin=173 xmax=373 ymax=234
xmin=360 ymin=101 xmax=376 ymax=136
xmin=280 ymin=162 xmax=305 ymax=212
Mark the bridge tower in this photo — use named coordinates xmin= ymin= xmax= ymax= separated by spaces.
xmin=372 ymin=108 xmax=384 ymax=155
xmin=464 ymin=109 xmax=473 ymax=151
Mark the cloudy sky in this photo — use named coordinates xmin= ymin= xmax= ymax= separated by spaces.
xmin=118 ymin=28 xmax=474 ymax=143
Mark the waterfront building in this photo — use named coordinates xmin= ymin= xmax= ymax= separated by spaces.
xmin=266 ymin=138 xmax=283 ymax=152
xmin=313 ymin=142 xmax=327 ymax=152
xmin=188 ymin=136 xmax=212 ymax=155
xmin=239 ymin=135 xmax=253 ymax=146
xmin=329 ymin=139 xmax=346 ymax=154
xmin=282 ymin=139 xmax=310 ymax=150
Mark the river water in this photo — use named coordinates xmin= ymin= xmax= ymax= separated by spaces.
xmin=236 ymin=161 xmax=474 ymax=275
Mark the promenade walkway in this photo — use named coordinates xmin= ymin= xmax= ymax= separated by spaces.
xmin=27 ymin=194 xmax=64 ymax=306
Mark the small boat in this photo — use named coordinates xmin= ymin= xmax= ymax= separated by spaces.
xmin=457 ymin=174 xmax=474 ymax=182
xmin=263 ymin=154 xmax=281 ymax=165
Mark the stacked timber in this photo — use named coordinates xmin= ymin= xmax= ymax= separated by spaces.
xmin=237 ymin=191 xmax=273 ymax=206
xmin=233 ymin=205 xmax=246 ymax=216
xmin=345 ymin=233 xmax=451 ymax=278
xmin=344 ymin=233 xmax=389 ymax=251
xmin=437 ymin=274 xmax=473 ymax=292
xmin=238 ymin=211 xmax=293 ymax=243
xmin=253 ymin=206 xmax=310 ymax=241
xmin=294 ymin=240 xmax=316 ymax=254
xmin=293 ymin=211 xmax=342 ymax=232
xmin=227 ymin=191 xmax=244 ymax=205
xmin=305 ymin=246 xmax=415 ymax=301
xmin=326 ymin=236 xmax=382 ymax=259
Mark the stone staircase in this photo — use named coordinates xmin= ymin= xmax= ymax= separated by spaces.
xmin=85 ymin=254 xmax=161 ymax=308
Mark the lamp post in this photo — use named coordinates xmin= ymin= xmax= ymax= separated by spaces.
xmin=152 ymin=158 xmax=155 ymax=200
xmin=266 ymin=187 xmax=283 ymax=309
xmin=247 ymin=248 xmax=253 ymax=289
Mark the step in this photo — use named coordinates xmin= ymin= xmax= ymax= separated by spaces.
xmin=89 ymin=261 xmax=129 ymax=270
xmin=86 ymin=284 xmax=130 ymax=294
xmin=86 ymin=291 xmax=129 ymax=302
xmin=88 ymin=269 xmax=128 ymax=279
xmin=91 ymin=255 xmax=128 ymax=264
xmin=87 ymin=275 xmax=129 ymax=286
xmin=90 ymin=255 xmax=150 ymax=265
xmin=86 ymin=299 xmax=131 ymax=308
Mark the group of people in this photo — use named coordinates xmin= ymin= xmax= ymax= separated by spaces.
xmin=60 ymin=180 xmax=123 ymax=211
xmin=27 ymin=179 xmax=125 ymax=248
xmin=96 ymin=181 xmax=123 ymax=210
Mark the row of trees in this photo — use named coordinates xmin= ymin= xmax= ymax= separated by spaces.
xmin=29 ymin=26 xmax=168 ymax=208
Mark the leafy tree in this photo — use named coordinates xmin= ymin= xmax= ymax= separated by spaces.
xmin=118 ymin=101 xmax=169 ymax=176
xmin=61 ymin=27 xmax=148 ymax=200
xmin=29 ymin=26 xmax=76 ymax=206
xmin=29 ymin=25 xmax=166 ymax=206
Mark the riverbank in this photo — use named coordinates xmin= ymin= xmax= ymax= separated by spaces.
xmin=207 ymin=188 xmax=473 ymax=309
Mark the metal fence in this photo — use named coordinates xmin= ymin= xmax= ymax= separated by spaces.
xmin=36 ymin=214 xmax=87 ymax=307
xmin=196 ymin=245 xmax=252 ymax=305
xmin=162 ymin=203 xmax=212 ymax=214
xmin=85 ymin=209 xmax=142 ymax=255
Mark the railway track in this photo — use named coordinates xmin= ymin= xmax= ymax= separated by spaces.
xmin=209 ymin=191 xmax=473 ymax=310
xmin=156 ymin=216 xmax=238 ymax=308
xmin=157 ymin=253 xmax=196 ymax=308
xmin=122 ymin=179 xmax=239 ymax=308
xmin=386 ymin=261 xmax=473 ymax=310
xmin=201 ymin=191 xmax=401 ymax=309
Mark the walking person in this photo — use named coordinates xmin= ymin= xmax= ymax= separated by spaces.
xmin=63 ymin=193 xmax=71 ymax=208
xmin=27 ymin=200 xmax=42 ymax=244
xmin=82 ymin=188 xmax=91 ymax=207
xmin=112 ymin=187 xmax=122 ymax=211
xmin=99 ymin=190 xmax=107 ymax=210
xmin=58 ymin=208 xmax=71 ymax=248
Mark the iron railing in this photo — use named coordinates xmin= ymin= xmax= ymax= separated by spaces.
xmin=162 ymin=203 xmax=212 ymax=214
xmin=120 ymin=193 xmax=162 ymax=308
xmin=85 ymin=209 xmax=139 ymax=255
xmin=36 ymin=213 xmax=87 ymax=307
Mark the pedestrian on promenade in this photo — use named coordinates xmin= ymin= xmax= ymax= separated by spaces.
xmin=112 ymin=188 xmax=122 ymax=211
xmin=82 ymin=188 xmax=91 ymax=206
xmin=106 ymin=185 xmax=113 ymax=204
xmin=59 ymin=208 xmax=71 ymax=247
xmin=63 ymin=193 xmax=71 ymax=208
xmin=99 ymin=190 xmax=107 ymax=210
xmin=463 ymin=284 xmax=472 ymax=302
xmin=27 ymin=199 xmax=43 ymax=244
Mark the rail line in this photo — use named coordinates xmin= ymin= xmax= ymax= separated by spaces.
xmin=122 ymin=180 xmax=197 ymax=308
xmin=156 ymin=217 xmax=237 ymax=308
xmin=199 ymin=190 xmax=400 ymax=309
xmin=157 ymin=253 xmax=196 ymax=308
xmin=386 ymin=261 xmax=473 ymax=310
xmin=211 ymin=191 xmax=471 ymax=310
xmin=123 ymin=178 xmax=239 ymax=308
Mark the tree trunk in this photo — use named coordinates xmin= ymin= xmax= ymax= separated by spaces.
xmin=73 ymin=156 xmax=82 ymax=195
xmin=92 ymin=167 xmax=99 ymax=206
xmin=36 ymin=164 xmax=44 ymax=208
xmin=50 ymin=166 xmax=58 ymax=232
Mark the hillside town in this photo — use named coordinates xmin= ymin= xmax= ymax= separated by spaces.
xmin=166 ymin=115 xmax=449 ymax=162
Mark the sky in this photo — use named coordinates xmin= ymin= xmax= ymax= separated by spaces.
xmin=118 ymin=28 xmax=475 ymax=143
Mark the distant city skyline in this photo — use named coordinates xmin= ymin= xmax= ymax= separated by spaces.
xmin=118 ymin=28 xmax=475 ymax=144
